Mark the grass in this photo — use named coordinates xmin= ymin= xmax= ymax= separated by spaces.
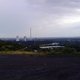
xmin=0 ymin=48 xmax=80 ymax=56
xmin=0 ymin=50 xmax=46 ymax=56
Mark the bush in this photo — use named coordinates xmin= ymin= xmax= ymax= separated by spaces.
xmin=47 ymin=47 xmax=78 ymax=56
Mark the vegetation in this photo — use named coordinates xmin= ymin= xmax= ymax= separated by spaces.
xmin=0 ymin=40 xmax=80 ymax=56
xmin=46 ymin=47 xmax=79 ymax=56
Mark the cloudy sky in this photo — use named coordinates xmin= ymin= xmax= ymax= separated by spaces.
xmin=0 ymin=0 xmax=80 ymax=38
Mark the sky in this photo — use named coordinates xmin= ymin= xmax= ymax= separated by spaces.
xmin=0 ymin=0 xmax=80 ymax=38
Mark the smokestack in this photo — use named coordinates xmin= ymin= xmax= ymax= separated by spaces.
xmin=24 ymin=36 xmax=27 ymax=41
xmin=16 ymin=36 xmax=19 ymax=41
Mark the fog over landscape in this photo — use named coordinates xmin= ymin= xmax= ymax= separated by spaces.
xmin=0 ymin=0 xmax=80 ymax=37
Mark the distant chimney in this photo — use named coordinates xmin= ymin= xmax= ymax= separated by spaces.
xmin=16 ymin=36 xmax=19 ymax=41
xmin=23 ymin=36 xmax=27 ymax=41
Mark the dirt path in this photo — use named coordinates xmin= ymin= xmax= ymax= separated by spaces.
xmin=0 ymin=55 xmax=80 ymax=80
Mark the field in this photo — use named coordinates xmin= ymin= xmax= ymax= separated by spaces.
xmin=0 ymin=55 xmax=80 ymax=80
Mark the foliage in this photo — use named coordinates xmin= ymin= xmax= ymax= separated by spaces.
xmin=0 ymin=41 xmax=25 ymax=51
xmin=47 ymin=47 xmax=79 ymax=56
xmin=0 ymin=40 xmax=80 ymax=56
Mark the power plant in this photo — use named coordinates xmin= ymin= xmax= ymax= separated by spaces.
xmin=16 ymin=28 xmax=32 ymax=41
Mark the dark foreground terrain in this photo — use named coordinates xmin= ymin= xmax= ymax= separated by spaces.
xmin=0 ymin=55 xmax=80 ymax=80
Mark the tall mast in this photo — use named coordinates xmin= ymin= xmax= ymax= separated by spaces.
xmin=30 ymin=27 xmax=32 ymax=39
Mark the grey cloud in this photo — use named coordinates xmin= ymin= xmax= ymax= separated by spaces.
xmin=26 ymin=0 xmax=80 ymax=8
xmin=0 ymin=0 xmax=80 ymax=37
xmin=23 ymin=0 xmax=80 ymax=37
xmin=26 ymin=0 xmax=80 ymax=16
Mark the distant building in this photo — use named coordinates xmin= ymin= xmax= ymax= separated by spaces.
xmin=45 ymin=43 xmax=59 ymax=46
xmin=40 ymin=46 xmax=64 ymax=49
xmin=40 ymin=42 xmax=64 ymax=49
